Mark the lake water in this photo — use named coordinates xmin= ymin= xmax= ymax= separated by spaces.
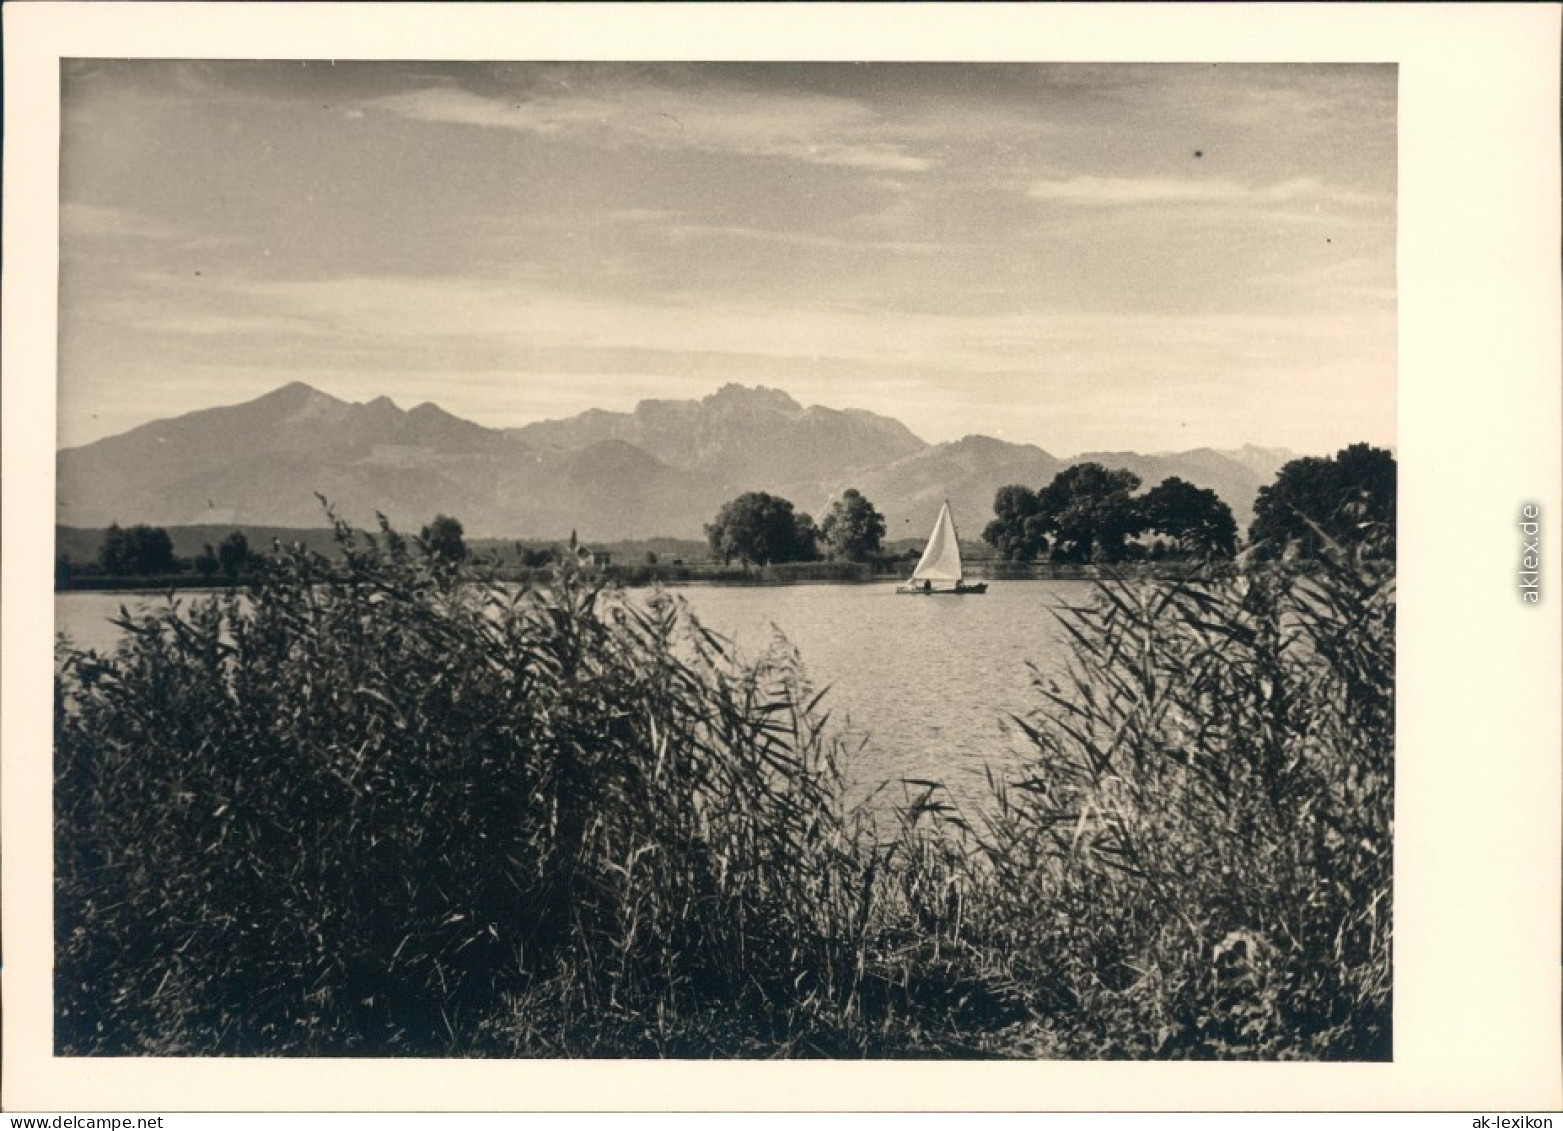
xmin=55 ymin=581 xmax=1095 ymax=815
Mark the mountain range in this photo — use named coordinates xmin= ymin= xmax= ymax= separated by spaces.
xmin=57 ymin=382 xmax=1297 ymax=542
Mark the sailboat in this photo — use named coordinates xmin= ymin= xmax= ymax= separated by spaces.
xmin=896 ymin=501 xmax=988 ymax=594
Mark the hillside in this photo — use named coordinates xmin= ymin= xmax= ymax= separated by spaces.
xmin=510 ymin=383 xmax=928 ymax=491
xmin=57 ymin=383 xmax=1293 ymax=540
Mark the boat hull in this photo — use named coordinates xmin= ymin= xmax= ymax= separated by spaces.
xmin=894 ymin=582 xmax=988 ymax=595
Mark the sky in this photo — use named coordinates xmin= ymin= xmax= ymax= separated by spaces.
xmin=58 ymin=60 xmax=1396 ymax=455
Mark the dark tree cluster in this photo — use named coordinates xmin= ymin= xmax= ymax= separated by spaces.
xmin=705 ymin=491 xmax=821 ymax=566
xmin=705 ymin=487 xmax=891 ymax=567
xmin=1139 ymin=477 xmax=1241 ymax=560
xmin=516 ymin=546 xmax=559 ymax=569
xmin=194 ymin=531 xmax=260 ymax=580
xmin=87 ymin=523 xmax=261 ymax=582
xmin=982 ymin=444 xmax=1396 ymax=565
xmin=1248 ymin=443 xmax=1396 ymax=559
xmin=71 ymin=513 xmax=477 ymax=584
xmin=983 ymin=464 xmax=1238 ymax=564
xmin=96 ymin=523 xmax=178 ymax=576
xmin=818 ymin=488 xmax=887 ymax=562
xmin=420 ymin=514 xmax=468 ymax=565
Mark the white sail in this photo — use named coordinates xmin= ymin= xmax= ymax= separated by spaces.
xmin=911 ymin=501 xmax=964 ymax=582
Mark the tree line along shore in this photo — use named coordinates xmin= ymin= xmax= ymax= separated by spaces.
xmin=55 ymin=443 xmax=1393 ymax=592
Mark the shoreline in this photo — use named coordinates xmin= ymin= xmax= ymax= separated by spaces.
xmin=54 ymin=560 xmax=1254 ymax=595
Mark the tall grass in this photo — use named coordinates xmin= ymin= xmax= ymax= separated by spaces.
xmin=56 ymin=516 xmax=926 ymax=1055
xmin=967 ymin=546 xmax=1393 ymax=1058
xmin=55 ymin=516 xmax=1392 ymax=1058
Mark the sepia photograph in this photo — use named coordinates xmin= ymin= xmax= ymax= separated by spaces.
xmin=5 ymin=0 xmax=1559 ymax=1114
xmin=50 ymin=56 xmax=1397 ymax=1062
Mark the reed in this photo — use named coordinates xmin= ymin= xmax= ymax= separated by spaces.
xmin=55 ymin=514 xmax=906 ymax=1055
xmin=54 ymin=514 xmax=1392 ymax=1058
xmin=964 ymin=545 xmax=1394 ymax=1058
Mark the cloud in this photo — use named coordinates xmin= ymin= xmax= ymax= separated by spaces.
xmin=129 ymin=311 xmax=333 ymax=339
xmin=1027 ymin=175 xmax=1384 ymax=209
xmin=358 ymin=84 xmax=935 ymax=172
xmin=61 ymin=202 xmax=182 ymax=241
xmin=602 ymin=208 xmax=683 ymax=226
xmin=152 ymin=270 xmax=1385 ymax=394
xmin=1250 ymin=253 xmax=1397 ymax=304
xmin=659 ymin=221 xmax=954 ymax=256
xmin=474 ymin=206 xmax=957 ymax=259
xmin=363 ymin=86 xmax=596 ymax=135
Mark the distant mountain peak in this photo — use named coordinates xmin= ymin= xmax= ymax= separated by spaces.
xmin=357 ymin=394 xmax=406 ymax=419
xmin=248 ymin=380 xmax=344 ymax=411
xmin=705 ymin=383 xmax=803 ymax=413
xmin=265 ymin=380 xmax=324 ymax=399
xmin=954 ymin=433 xmax=1032 ymax=450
